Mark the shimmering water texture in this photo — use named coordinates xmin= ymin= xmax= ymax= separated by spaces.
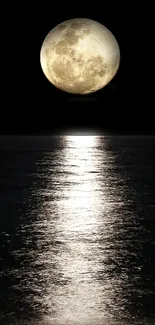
xmin=0 ymin=136 xmax=155 ymax=325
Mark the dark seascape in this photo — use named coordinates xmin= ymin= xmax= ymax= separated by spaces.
xmin=0 ymin=135 xmax=155 ymax=325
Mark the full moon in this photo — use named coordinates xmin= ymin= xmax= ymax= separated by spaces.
xmin=40 ymin=18 xmax=120 ymax=95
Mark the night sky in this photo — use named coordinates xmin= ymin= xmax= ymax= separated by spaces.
xmin=2 ymin=3 xmax=153 ymax=134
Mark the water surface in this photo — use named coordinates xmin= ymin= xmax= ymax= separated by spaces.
xmin=0 ymin=135 xmax=155 ymax=324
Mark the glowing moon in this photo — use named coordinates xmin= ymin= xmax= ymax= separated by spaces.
xmin=40 ymin=18 xmax=120 ymax=95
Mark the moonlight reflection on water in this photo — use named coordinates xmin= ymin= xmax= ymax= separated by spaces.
xmin=32 ymin=136 xmax=129 ymax=324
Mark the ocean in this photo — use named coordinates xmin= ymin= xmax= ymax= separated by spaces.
xmin=0 ymin=135 xmax=155 ymax=325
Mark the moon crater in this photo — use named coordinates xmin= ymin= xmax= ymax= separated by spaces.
xmin=55 ymin=41 xmax=68 ymax=55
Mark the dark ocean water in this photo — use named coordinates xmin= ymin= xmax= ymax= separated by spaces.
xmin=0 ymin=135 xmax=155 ymax=325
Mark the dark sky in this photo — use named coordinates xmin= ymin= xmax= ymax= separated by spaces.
xmin=2 ymin=3 xmax=153 ymax=134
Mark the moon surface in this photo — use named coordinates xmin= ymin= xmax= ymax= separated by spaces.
xmin=40 ymin=18 xmax=120 ymax=95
